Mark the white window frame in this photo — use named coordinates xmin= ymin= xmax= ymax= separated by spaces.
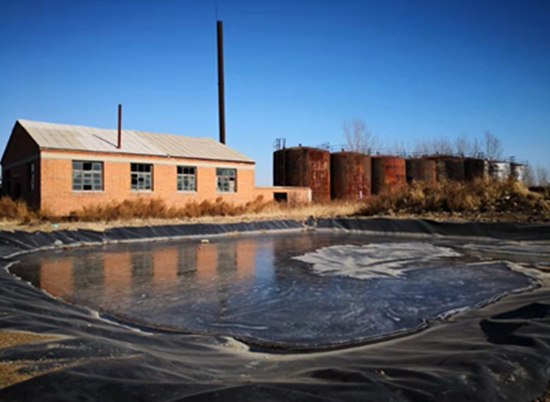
xmin=72 ymin=161 xmax=103 ymax=191
xmin=131 ymin=163 xmax=153 ymax=191
xmin=216 ymin=168 xmax=236 ymax=193
xmin=177 ymin=166 xmax=197 ymax=192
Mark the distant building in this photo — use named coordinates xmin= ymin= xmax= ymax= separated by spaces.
xmin=1 ymin=120 xmax=310 ymax=215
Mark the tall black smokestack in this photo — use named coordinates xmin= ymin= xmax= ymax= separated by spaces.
xmin=117 ymin=104 xmax=122 ymax=149
xmin=217 ymin=20 xmax=226 ymax=144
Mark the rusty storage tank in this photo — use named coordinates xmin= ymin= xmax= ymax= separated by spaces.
xmin=273 ymin=149 xmax=286 ymax=186
xmin=511 ymin=163 xmax=526 ymax=182
xmin=273 ymin=146 xmax=330 ymax=202
xmin=464 ymin=158 xmax=488 ymax=181
xmin=405 ymin=159 xmax=436 ymax=184
xmin=371 ymin=156 xmax=406 ymax=194
xmin=488 ymin=161 xmax=511 ymax=181
xmin=330 ymin=152 xmax=371 ymax=200
xmin=426 ymin=156 xmax=465 ymax=181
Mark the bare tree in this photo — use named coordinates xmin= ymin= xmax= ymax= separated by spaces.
xmin=483 ymin=131 xmax=503 ymax=161
xmin=536 ymin=164 xmax=549 ymax=186
xmin=413 ymin=140 xmax=431 ymax=156
xmin=343 ymin=118 xmax=377 ymax=154
xmin=470 ymin=137 xmax=482 ymax=158
xmin=523 ymin=164 xmax=536 ymax=187
xmin=413 ymin=133 xmax=503 ymax=159
xmin=414 ymin=138 xmax=455 ymax=156
xmin=432 ymin=138 xmax=454 ymax=155
xmin=454 ymin=133 xmax=470 ymax=157
xmin=391 ymin=139 xmax=407 ymax=157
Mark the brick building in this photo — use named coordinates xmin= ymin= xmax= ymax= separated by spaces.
xmin=1 ymin=120 xmax=310 ymax=215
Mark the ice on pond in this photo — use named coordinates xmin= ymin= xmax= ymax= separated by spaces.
xmin=11 ymin=232 xmax=539 ymax=350
xmin=293 ymin=242 xmax=461 ymax=279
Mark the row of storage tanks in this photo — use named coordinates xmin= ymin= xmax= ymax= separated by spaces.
xmin=273 ymin=147 xmax=527 ymax=202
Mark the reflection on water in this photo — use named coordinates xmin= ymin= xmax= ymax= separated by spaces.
xmin=30 ymin=236 xmax=278 ymax=317
xmin=40 ymin=257 xmax=74 ymax=298
xmin=37 ymin=240 xmax=261 ymax=299
xmin=13 ymin=232 xmax=538 ymax=349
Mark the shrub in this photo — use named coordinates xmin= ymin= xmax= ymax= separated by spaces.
xmin=66 ymin=196 xmax=275 ymax=222
xmin=0 ymin=197 xmax=36 ymax=222
xmin=358 ymin=178 xmax=549 ymax=218
xmin=2 ymin=179 xmax=547 ymax=225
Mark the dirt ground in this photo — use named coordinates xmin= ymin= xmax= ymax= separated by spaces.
xmin=0 ymin=330 xmax=72 ymax=389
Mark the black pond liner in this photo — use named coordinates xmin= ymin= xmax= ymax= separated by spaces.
xmin=8 ymin=232 xmax=537 ymax=353
xmin=0 ymin=218 xmax=550 ymax=402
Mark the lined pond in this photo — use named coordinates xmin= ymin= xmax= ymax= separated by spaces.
xmin=10 ymin=231 xmax=540 ymax=349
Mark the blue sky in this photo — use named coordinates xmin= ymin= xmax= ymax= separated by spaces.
xmin=0 ymin=0 xmax=548 ymax=185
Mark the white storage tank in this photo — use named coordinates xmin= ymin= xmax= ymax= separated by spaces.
xmin=511 ymin=163 xmax=527 ymax=182
xmin=488 ymin=162 xmax=511 ymax=181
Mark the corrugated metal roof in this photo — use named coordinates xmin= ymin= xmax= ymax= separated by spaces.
xmin=17 ymin=119 xmax=254 ymax=163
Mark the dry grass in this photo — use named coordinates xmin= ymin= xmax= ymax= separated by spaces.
xmin=0 ymin=194 xmax=362 ymax=231
xmin=0 ymin=197 xmax=40 ymax=223
xmin=0 ymin=179 xmax=548 ymax=230
xmin=357 ymin=178 xmax=550 ymax=222
xmin=530 ymin=186 xmax=550 ymax=199
xmin=68 ymin=196 xmax=360 ymax=222
xmin=70 ymin=196 xmax=273 ymax=221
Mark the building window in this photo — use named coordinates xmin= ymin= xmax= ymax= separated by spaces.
xmin=131 ymin=163 xmax=152 ymax=190
xmin=216 ymin=168 xmax=236 ymax=192
xmin=73 ymin=161 xmax=103 ymax=191
xmin=28 ymin=162 xmax=35 ymax=191
xmin=177 ymin=166 xmax=196 ymax=192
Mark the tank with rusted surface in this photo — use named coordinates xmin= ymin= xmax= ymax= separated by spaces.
xmin=488 ymin=162 xmax=511 ymax=181
xmin=330 ymin=152 xmax=371 ymax=200
xmin=273 ymin=147 xmax=330 ymax=202
xmin=273 ymin=150 xmax=286 ymax=186
xmin=371 ymin=156 xmax=406 ymax=194
xmin=426 ymin=156 xmax=465 ymax=181
xmin=511 ymin=163 xmax=527 ymax=182
xmin=464 ymin=158 xmax=488 ymax=181
xmin=406 ymin=159 xmax=436 ymax=184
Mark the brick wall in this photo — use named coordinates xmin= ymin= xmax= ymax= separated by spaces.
xmin=2 ymin=124 xmax=312 ymax=215
xmin=254 ymin=186 xmax=312 ymax=206
xmin=39 ymin=149 xmax=259 ymax=215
